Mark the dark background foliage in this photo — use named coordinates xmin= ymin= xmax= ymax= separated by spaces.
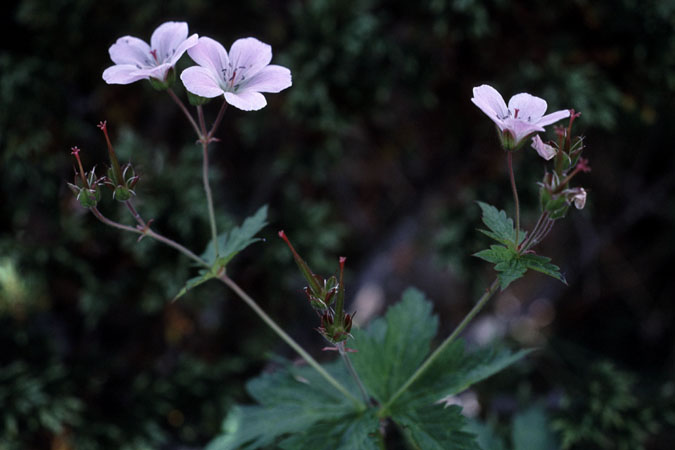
xmin=1 ymin=0 xmax=674 ymax=448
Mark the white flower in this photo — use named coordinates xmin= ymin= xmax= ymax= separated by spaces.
xmin=472 ymin=84 xmax=570 ymax=150
xmin=103 ymin=22 xmax=198 ymax=85
xmin=180 ymin=36 xmax=292 ymax=111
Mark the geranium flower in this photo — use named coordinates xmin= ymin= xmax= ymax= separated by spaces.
xmin=531 ymin=135 xmax=557 ymax=161
xmin=103 ymin=21 xmax=198 ymax=85
xmin=180 ymin=36 xmax=292 ymax=111
xmin=568 ymin=187 xmax=587 ymax=209
xmin=471 ymin=84 xmax=570 ymax=150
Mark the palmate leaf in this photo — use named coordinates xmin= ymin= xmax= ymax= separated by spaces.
xmin=175 ymin=206 xmax=268 ymax=299
xmin=208 ymin=288 xmax=531 ymax=449
xmin=206 ymin=360 xmax=369 ymax=450
xmin=393 ymin=340 xmax=533 ymax=411
xmin=474 ymin=245 xmax=566 ymax=290
xmin=349 ymin=288 xmax=438 ymax=404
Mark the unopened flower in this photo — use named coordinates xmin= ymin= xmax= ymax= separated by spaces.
xmin=103 ymin=21 xmax=198 ymax=85
xmin=180 ymin=36 xmax=292 ymax=111
xmin=531 ymin=135 xmax=557 ymax=161
xmin=471 ymin=84 xmax=570 ymax=150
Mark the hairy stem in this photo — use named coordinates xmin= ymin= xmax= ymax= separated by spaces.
xmin=218 ymin=274 xmax=365 ymax=409
xmin=378 ymin=278 xmax=500 ymax=416
xmin=201 ymin=138 xmax=219 ymax=258
xmin=167 ymin=88 xmax=202 ymax=138
xmin=89 ymin=207 xmax=208 ymax=268
xmin=337 ymin=341 xmax=372 ymax=406
xmin=508 ymin=152 xmax=521 ymax=247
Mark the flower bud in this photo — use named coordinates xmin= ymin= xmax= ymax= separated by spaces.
xmin=113 ymin=185 xmax=133 ymax=201
xmin=78 ymin=186 xmax=101 ymax=208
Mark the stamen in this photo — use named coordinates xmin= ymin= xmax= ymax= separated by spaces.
xmin=149 ymin=49 xmax=159 ymax=63
xmin=514 ymin=108 xmax=520 ymax=119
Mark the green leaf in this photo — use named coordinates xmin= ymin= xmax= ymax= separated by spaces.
xmin=349 ymin=287 xmax=438 ymax=404
xmin=464 ymin=420 xmax=507 ymax=450
xmin=279 ymin=410 xmax=380 ymax=450
xmin=206 ymin=360 xmax=366 ymax=450
xmin=474 ymin=244 xmax=566 ymax=290
xmin=520 ymin=254 xmax=567 ymax=284
xmin=494 ymin=257 xmax=528 ymax=290
xmin=393 ymin=404 xmax=480 ymax=450
xmin=512 ymin=406 xmax=559 ymax=450
xmin=395 ymin=340 xmax=533 ymax=411
xmin=476 ymin=202 xmax=524 ymax=248
xmin=202 ymin=205 xmax=268 ymax=267
xmin=173 ymin=268 xmax=218 ymax=300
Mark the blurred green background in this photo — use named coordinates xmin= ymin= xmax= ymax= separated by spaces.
xmin=1 ymin=0 xmax=674 ymax=448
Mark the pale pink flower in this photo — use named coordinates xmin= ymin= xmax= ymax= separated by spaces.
xmin=103 ymin=22 xmax=198 ymax=85
xmin=471 ymin=84 xmax=570 ymax=150
xmin=531 ymin=135 xmax=557 ymax=161
xmin=180 ymin=36 xmax=292 ymax=111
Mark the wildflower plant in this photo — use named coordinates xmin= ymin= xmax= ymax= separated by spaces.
xmin=70 ymin=20 xmax=591 ymax=449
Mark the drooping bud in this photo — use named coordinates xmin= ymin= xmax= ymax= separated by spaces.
xmin=531 ymin=135 xmax=557 ymax=161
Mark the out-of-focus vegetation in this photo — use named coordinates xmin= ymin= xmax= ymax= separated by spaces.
xmin=1 ymin=0 xmax=674 ymax=448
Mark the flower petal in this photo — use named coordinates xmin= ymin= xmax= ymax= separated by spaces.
xmin=102 ymin=65 xmax=150 ymax=84
xmin=502 ymin=118 xmax=545 ymax=143
xmin=109 ymin=36 xmax=152 ymax=67
xmin=228 ymin=37 xmax=273 ymax=81
xmin=180 ymin=66 xmax=225 ymax=98
xmin=224 ymin=90 xmax=267 ymax=111
xmin=537 ymin=109 xmax=571 ymax=127
xmin=472 ymin=84 xmax=509 ymax=120
xmin=508 ymin=93 xmax=547 ymax=121
xmin=150 ymin=22 xmax=188 ymax=63
xmin=531 ymin=135 xmax=557 ymax=160
xmin=187 ymin=37 xmax=229 ymax=79
xmin=145 ymin=63 xmax=174 ymax=81
xmin=167 ymin=33 xmax=198 ymax=66
xmin=240 ymin=64 xmax=292 ymax=93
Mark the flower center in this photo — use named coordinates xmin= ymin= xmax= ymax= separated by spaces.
xmin=149 ymin=49 xmax=159 ymax=64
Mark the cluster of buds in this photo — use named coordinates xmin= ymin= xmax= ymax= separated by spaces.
xmin=536 ymin=110 xmax=591 ymax=219
xmin=68 ymin=121 xmax=140 ymax=208
xmin=278 ymin=231 xmax=354 ymax=345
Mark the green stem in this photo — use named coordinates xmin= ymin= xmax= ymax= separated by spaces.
xmin=206 ymin=100 xmax=228 ymax=142
xmin=337 ymin=341 xmax=372 ymax=406
xmin=167 ymin=88 xmax=202 ymax=138
xmin=507 ymin=152 xmax=520 ymax=247
xmin=201 ymin=138 xmax=219 ymax=259
xmin=378 ymin=278 xmax=500 ymax=416
xmin=218 ymin=274 xmax=365 ymax=409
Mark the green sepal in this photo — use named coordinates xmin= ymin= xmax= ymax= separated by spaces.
xmin=187 ymin=90 xmax=212 ymax=106
xmin=148 ymin=68 xmax=175 ymax=91
xmin=77 ymin=187 xmax=100 ymax=208
xmin=113 ymin=185 xmax=133 ymax=202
